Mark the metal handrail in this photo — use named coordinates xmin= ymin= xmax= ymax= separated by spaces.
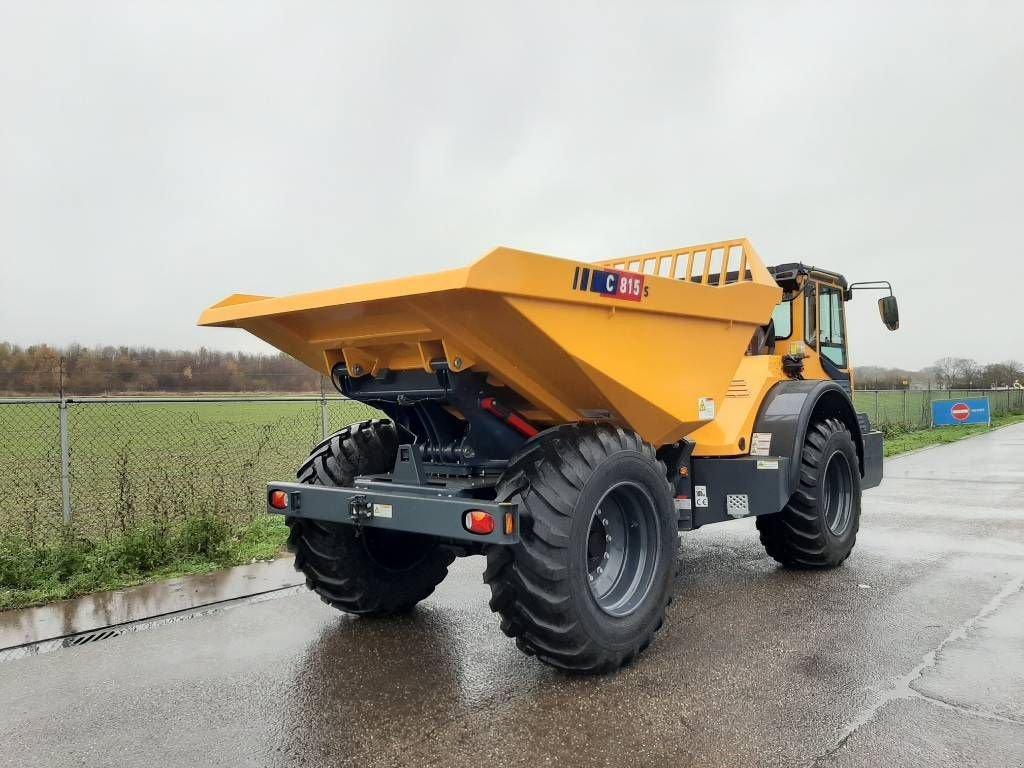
xmin=591 ymin=238 xmax=772 ymax=288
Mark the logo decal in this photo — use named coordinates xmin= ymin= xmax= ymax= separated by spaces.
xmin=572 ymin=266 xmax=647 ymax=302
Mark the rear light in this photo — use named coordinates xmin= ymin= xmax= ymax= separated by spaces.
xmin=269 ymin=490 xmax=289 ymax=510
xmin=504 ymin=509 xmax=515 ymax=535
xmin=463 ymin=510 xmax=495 ymax=535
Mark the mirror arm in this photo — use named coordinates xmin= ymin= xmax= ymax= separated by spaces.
xmin=846 ymin=280 xmax=893 ymax=300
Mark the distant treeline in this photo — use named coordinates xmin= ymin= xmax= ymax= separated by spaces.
xmin=0 ymin=342 xmax=321 ymax=395
xmin=2 ymin=342 xmax=1021 ymax=396
xmin=855 ymin=358 xmax=1022 ymax=390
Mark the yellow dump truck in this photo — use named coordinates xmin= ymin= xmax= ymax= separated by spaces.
xmin=200 ymin=238 xmax=898 ymax=673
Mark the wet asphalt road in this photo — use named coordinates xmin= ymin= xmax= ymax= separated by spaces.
xmin=3 ymin=424 xmax=1024 ymax=768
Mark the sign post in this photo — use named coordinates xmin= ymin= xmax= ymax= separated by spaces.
xmin=931 ymin=398 xmax=991 ymax=427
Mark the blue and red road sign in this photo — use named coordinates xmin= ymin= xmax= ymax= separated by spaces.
xmin=931 ymin=398 xmax=991 ymax=427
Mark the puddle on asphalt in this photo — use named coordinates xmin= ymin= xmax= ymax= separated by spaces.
xmin=0 ymin=586 xmax=305 ymax=663
xmin=0 ymin=559 xmax=302 ymax=652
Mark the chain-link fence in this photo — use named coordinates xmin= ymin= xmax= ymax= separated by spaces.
xmin=0 ymin=396 xmax=380 ymax=545
xmin=3 ymin=390 xmax=1022 ymax=546
xmin=853 ymin=388 xmax=1024 ymax=429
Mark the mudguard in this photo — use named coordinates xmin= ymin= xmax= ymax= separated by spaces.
xmin=752 ymin=380 xmax=883 ymax=497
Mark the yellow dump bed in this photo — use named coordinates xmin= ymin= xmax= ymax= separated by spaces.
xmin=199 ymin=239 xmax=781 ymax=446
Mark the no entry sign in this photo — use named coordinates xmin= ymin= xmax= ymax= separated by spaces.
xmin=932 ymin=398 xmax=991 ymax=427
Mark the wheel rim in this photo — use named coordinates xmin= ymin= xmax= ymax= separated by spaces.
xmin=586 ymin=481 xmax=661 ymax=617
xmin=822 ymin=450 xmax=854 ymax=536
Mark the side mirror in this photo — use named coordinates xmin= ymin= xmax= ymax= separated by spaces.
xmin=878 ymin=295 xmax=899 ymax=331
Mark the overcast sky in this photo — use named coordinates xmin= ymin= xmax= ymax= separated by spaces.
xmin=2 ymin=1 xmax=1022 ymax=369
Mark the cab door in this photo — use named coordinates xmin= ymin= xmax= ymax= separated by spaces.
xmin=805 ymin=281 xmax=851 ymax=386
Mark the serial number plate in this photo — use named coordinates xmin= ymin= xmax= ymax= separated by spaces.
xmin=572 ymin=267 xmax=648 ymax=302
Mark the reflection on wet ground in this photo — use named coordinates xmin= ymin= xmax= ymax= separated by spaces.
xmin=2 ymin=424 xmax=1024 ymax=768
xmin=272 ymin=604 xmax=535 ymax=764
xmin=0 ymin=558 xmax=301 ymax=649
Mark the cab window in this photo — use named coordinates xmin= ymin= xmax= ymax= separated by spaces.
xmin=771 ymin=300 xmax=792 ymax=340
xmin=804 ymin=283 xmax=817 ymax=346
xmin=818 ymin=286 xmax=847 ymax=368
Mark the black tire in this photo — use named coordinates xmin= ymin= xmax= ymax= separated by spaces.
xmin=286 ymin=419 xmax=455 ymax=615
xmin=484 ymin=423 xmax=677 ymax=674
xmin=756 ymin=417 xmax=861 ymax=568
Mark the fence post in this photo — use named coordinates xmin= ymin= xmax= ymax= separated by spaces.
xmin=59 ymin=398 xmax=72 ymax=524
xmin=903 ymin=389 xmax=908 ymax=423
xmin=320 ymin=377 xmax=329 ymax=440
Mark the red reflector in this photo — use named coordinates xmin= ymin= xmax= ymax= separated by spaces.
xmin=463 ymin=510 xmax=495 ymax=535
xmin=269 ymin=490 xmax=289 ymax=510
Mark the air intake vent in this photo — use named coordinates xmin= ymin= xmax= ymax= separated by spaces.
xmin=726 ymin=379 xmax=750 ymax=398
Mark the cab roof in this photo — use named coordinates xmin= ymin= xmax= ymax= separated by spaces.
xmin=768 ymin=263 xmax=849 ymax=292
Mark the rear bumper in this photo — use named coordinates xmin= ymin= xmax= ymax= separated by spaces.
xmin=862 ymin=430 xmax=884 ymax=490
xmin=266 ymin=480 xmax=519 ymax=545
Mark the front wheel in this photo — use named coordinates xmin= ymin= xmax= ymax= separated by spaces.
xmin=484 ymin=423 xmax=677 ymax=674
xmin=756 ymin=417 xmax=861 ymax=568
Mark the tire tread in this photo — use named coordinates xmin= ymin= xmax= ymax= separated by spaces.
xmin=483 ymin=423 xmax=674 ymax=674
xmin=287 ymin=419 xmax=454 ymax=615
xmin=756 ymin=418 xmax=861 ymax=569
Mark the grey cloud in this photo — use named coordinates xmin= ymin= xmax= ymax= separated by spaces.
xmin=2 ymin=1 xmax=1022 ymax=368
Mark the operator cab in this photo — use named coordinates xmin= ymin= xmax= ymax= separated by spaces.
xmin=752 ymin=264 xmax=899 ymax=384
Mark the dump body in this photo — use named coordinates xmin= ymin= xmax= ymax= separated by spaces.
xmin=199 ymin=239 xmax=781 ymax=446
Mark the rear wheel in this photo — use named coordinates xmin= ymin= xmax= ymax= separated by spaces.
xmin=484 ymin=423 xmax=677 ymax=673
xmin=756 ymin=417 xmax=861 ymax=568
xmin=286 ymin=420 xmax=455 ymax=615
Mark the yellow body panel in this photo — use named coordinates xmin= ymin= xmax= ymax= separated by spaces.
xmin=688 ymin=356 xmax=786 ymax=457
xmin=199 ymin=240 xmax=782 ymax=447
xmin=682 ymin=267 xmax=855 ymax=456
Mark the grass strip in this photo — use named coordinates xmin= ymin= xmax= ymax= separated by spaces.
xmin=0 ymin=515 xmax=290 ymax=610
xmin=881 ymin=413 xmax=1024 ymax=457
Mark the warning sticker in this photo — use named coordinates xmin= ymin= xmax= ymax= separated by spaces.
xmin=694 ymin=486 xmax=709 ymax=508
xmin=698 ymin=398 xmax=716 ymax=421
xmin=372 ymin=503 xmax=393 ymax=519
xmin=756 ymin=459 xmax=779 ymax=471
xmin=750 ymin=432 xmax=772 ymax=456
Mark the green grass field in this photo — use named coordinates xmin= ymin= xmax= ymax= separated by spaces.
xmin=0 ymin=397 xmax=382 ymax=609
xmin=0 ymin=398 xmax=381 ymax=545
xmin=3 ymin=390 xmax=1022 ymax=545
xmin=1 ymin=390 xmax=1022 ymax=609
